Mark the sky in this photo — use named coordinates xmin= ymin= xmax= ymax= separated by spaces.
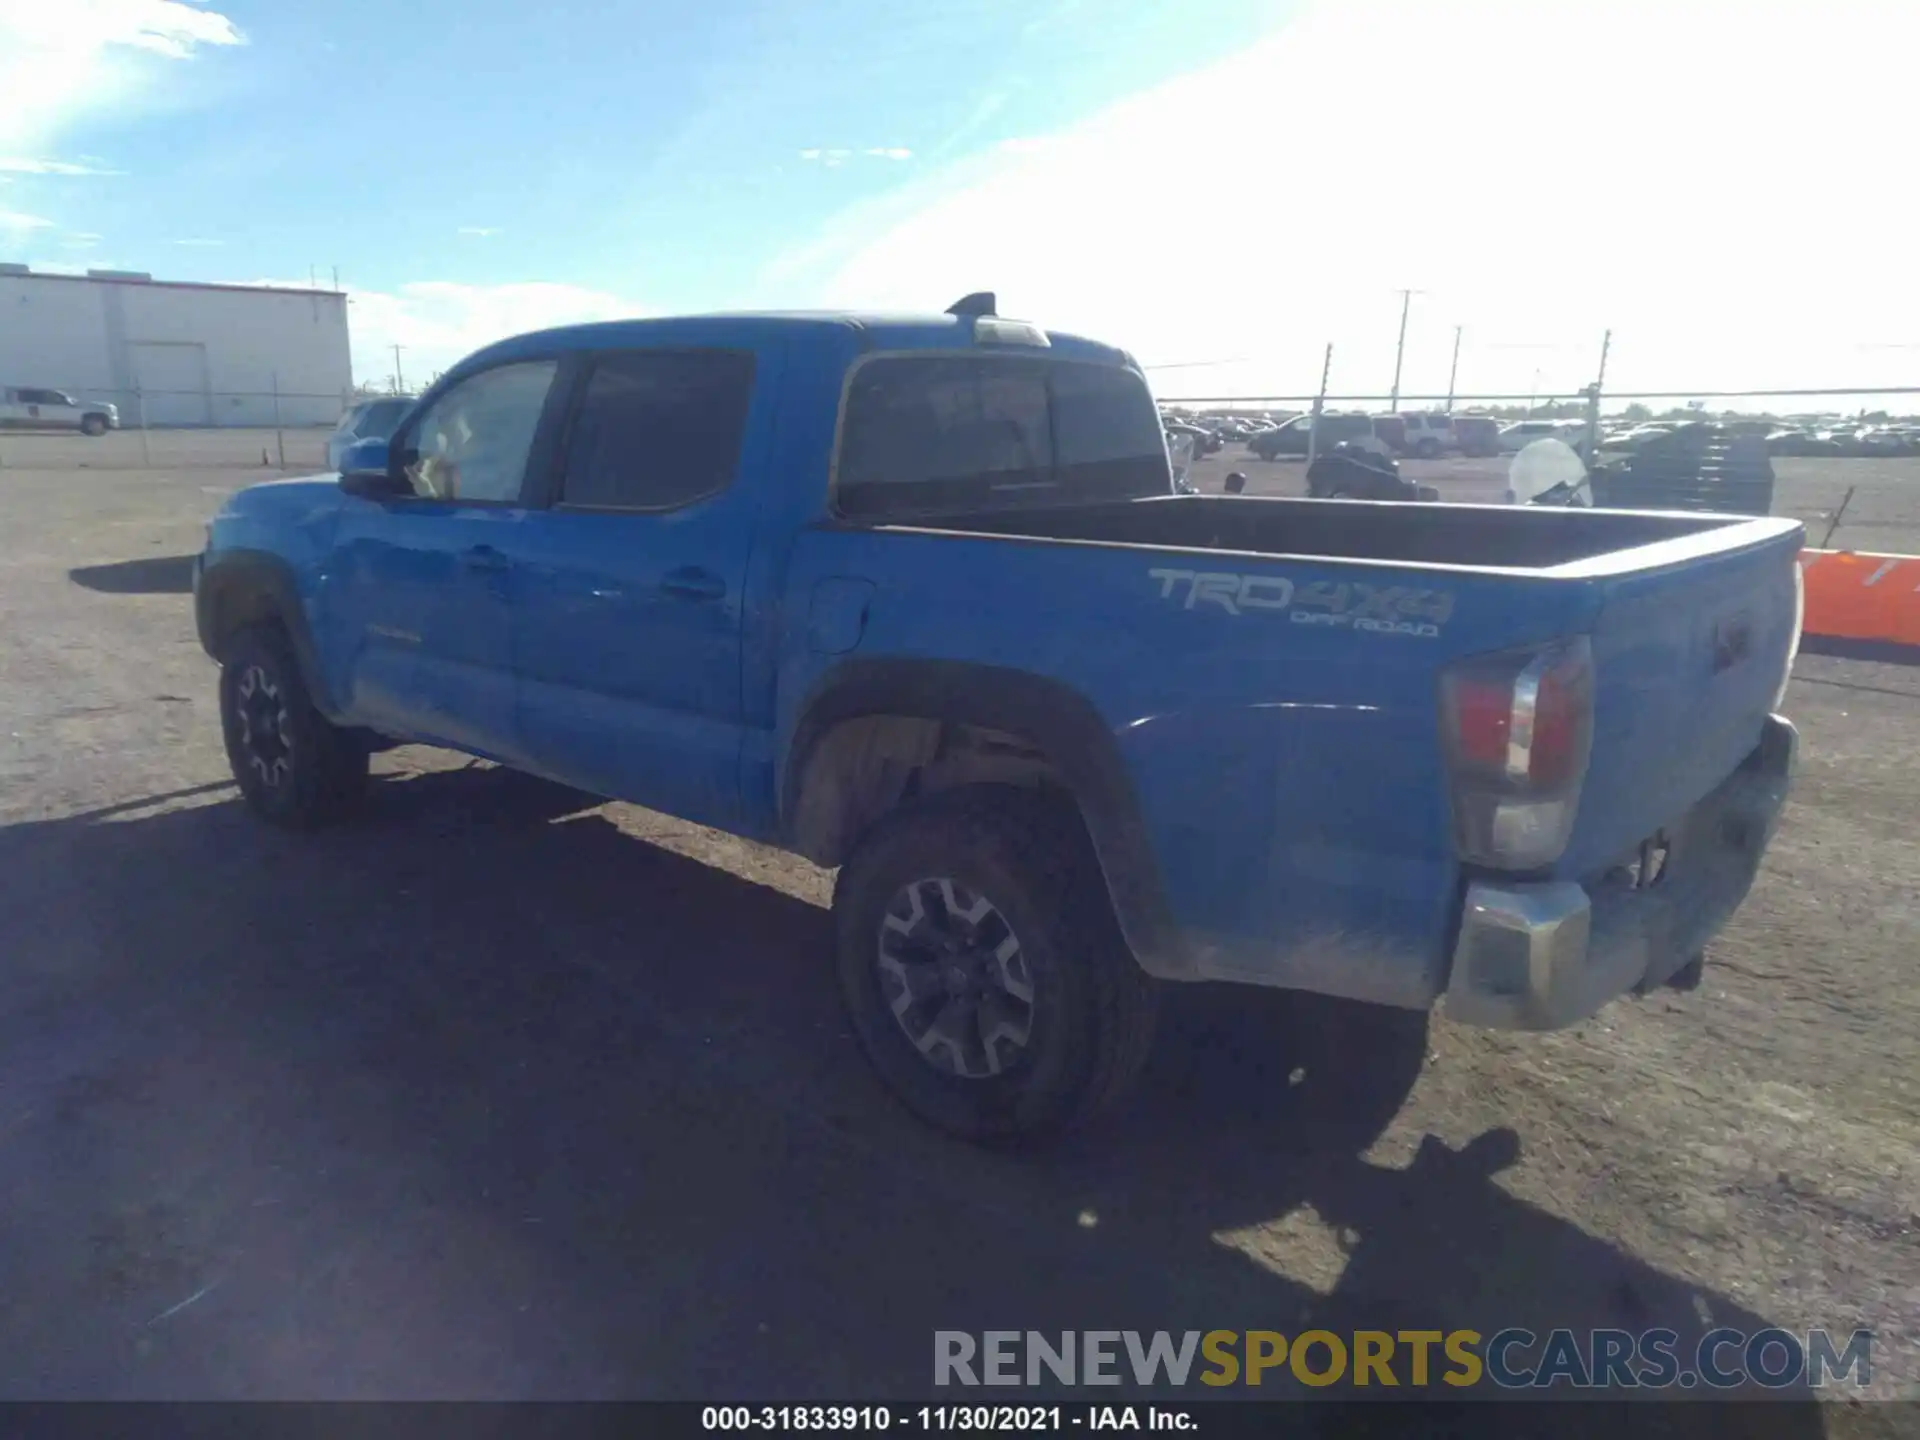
xmin=2 ymin=0 xmax=1916 ymax=405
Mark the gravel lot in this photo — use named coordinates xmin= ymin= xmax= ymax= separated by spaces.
xmin=0 ymin=424 xmax=335 ymax=475
xmin=0 ymin=449 xmax=1914 ymax=1419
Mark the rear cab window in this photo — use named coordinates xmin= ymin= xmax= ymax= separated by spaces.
xmin=834 ymin=355 xmax=1169 ymax=519
xmin=557 ymin=349 xmax=755 ymax=510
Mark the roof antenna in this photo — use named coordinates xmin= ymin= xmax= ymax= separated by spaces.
xmin=946 ymin=292 xmax=996 ymax=317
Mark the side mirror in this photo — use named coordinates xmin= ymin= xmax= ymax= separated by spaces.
xmin=338 ymin=437 xmax=408 ymax=498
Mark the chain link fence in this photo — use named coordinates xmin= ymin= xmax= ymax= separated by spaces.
xmin=0 ymin=386 xmax=368 ymax=472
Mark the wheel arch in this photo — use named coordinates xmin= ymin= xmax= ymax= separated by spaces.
xmin=195 ymin=550 xmax=340 ymax=719
xmin=782 ymin=658 xmax=1193 ymax=980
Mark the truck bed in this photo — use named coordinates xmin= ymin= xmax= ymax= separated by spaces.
xmin=792 ymin=490 xmax=1803 ymax=1005
xmin=872 ymin=493 xmax=1772 ymax=573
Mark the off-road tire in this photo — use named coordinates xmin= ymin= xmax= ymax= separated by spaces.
xmin=219 ymin=624 xmax=367 ymax=828
xmin=833 ymin=788 xmax=1157 ymax=1145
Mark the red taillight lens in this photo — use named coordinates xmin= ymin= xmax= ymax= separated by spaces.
xmin=1452 ymin=677 xmax=1514 ymax=772
xmin=1526 ymin=661 xmax=1586 ymax=788
xmin=1441 ymin=638 xmax=1594 ymax=869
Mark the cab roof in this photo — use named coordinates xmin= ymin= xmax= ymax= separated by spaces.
xmin=456 ymin=310 xmax=1136 ymax=376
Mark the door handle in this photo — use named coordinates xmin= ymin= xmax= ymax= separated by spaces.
xmin=660 ymin=567 xmax=726 ymax=602
xmin=462 ymin=545 xmax=509 ymax=572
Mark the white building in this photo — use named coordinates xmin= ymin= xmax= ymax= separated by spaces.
xmin=0 ymin=265 xmax=352 ymax=427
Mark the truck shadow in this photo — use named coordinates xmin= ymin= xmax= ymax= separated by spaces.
xmin=67 ymin=555 xmax=198 ymax=595
xmin=0 ymin=765 xmax=1831 ymax=1421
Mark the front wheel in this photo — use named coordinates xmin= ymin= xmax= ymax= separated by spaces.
xmin=81 ymin=414 xmax=109 ymax=437
xmin=833 ymin=790 xmax=1157 ymax=1144
xmin=218 ymin=625 xmax=368 ymax=828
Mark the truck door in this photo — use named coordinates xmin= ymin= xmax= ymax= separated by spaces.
xmin=11 ymin=388 xmax=54 ymax=426
xmin=40 ymin=391 xmax=83 ymax=429
xmin=501 ymin=346 xmax=769 ymax=831
xmin=319 ymin=359 xmax=561 ymax=761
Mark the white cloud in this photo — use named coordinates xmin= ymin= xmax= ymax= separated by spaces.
xmin=800 ymin=146 xmax=911 ymax=168
xmin=320 ymin=280 xmax=650 ymax=386
xmin=62 ymin=231 xmax=104 ymax=247
xmin=171 ymin=236 xmax=223 ymax=246
xmin=0 ymin=208 xmax=55 ymax=232
xmin=792 ymin=0 xmax=1920 ymax=400
xmin=0 ymin=156 xmax=121 ymax=175
xmin=457 ymin=226 xmax=501 ymax=238
xmin=0 ymin=2 xmax=244 ymax=151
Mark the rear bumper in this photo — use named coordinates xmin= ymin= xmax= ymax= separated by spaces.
xmin=1442 ymin=714 xmax=1796 ymax=1031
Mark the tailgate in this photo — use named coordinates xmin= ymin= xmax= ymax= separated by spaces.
xmin=1559 ymin=520 xmax=1802 ymax=878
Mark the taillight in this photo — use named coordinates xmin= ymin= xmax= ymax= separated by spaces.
xmin=1441 ymin=637 xmax=1594 ymax=869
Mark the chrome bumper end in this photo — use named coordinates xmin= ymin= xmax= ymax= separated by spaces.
xmin=1443 ymin=715 xmax=1797 ymax=1032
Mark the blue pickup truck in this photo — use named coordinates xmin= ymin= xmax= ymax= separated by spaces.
xmin=194 ymin=298 xmax=1803 ymax=1142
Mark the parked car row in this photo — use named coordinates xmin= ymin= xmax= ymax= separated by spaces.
xmin=1764 ymin=424 xmax=1920 ymax=457
xmin=1166 ymin=404 xmax=1920 ymax=468
xmin=1229 ymin=411 xmax=1540 ymax=461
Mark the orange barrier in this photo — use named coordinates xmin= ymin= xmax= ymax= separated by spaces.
xmin=1798 ymin=549 xmax=1920 ymax=646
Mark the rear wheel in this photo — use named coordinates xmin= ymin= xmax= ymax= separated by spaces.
xmin=834 ymin=789 xmax=1156 ymax=1144
xmin=218 ymin=625 xmax=367 ymax=828
xmin=1413 ymin=437 xmax=1441 ymax=459
xmin=80 ymin=414 xmax=109 ymax=437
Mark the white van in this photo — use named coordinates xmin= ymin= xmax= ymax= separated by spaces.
xmin=1497 ymin=419 xmax=1584 ymax=454
xmin=1396 ymin=412 xmax=1457 ymax=458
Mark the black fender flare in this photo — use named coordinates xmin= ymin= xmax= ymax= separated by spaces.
xmin=782 ymin=658 xmax=1194 ymax=980
xmin=194 ymin=549 xmax=341 ymax=720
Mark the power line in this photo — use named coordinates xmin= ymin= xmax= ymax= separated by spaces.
xmin=1140 ymin=357 xmax=1254 ymax=371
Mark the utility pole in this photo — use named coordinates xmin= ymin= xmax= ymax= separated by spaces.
xmin=1582 ymin=329 xmax=1612 ymax=462
xmin=392 ymin=345 xmax=407 ymax=395
xmin=1445 ymin=325 xmax=1463 ymax=412
xmin=1388 ymin=288 xmax=1416 ymax=414
xmin=1306 ymin=343 xmax=1334 ymax=468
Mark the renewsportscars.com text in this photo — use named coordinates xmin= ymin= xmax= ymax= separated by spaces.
xmin=934 ymin=1328 xmax=1873 ymax=1391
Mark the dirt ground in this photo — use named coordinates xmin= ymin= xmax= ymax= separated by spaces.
xmin=0 ymin=452 xmax=1915 ymax=1419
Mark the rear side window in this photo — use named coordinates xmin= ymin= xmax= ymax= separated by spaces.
xmin=559 ymin=350 xmax=755 ymax=511
xmin=1051 ymin=361 xmax=1168 ymax=485
xmin=836 ymin=356 xmax=1167 ymax=518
